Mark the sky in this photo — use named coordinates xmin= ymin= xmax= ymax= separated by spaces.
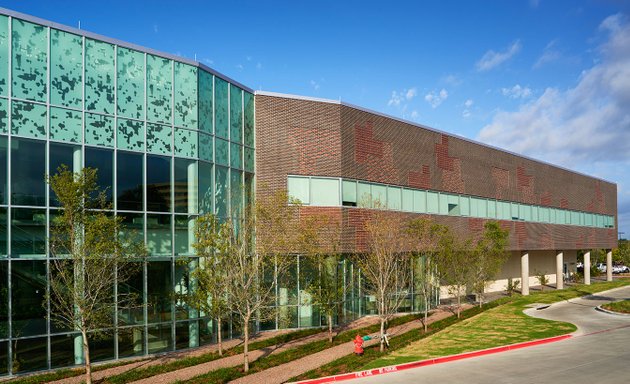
xmin=2 ymin=0 xmax=629 ymax=237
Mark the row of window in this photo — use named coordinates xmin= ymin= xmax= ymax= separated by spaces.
xmin=287 ymin=176 xmax=615 ymax=229
xmin=0 ymin=15 xmax=254 ymax=144
xmin=0 ymin=106 xmax=255 ymax=168
xmin=0 ymin=137 xmax=253 ymax=216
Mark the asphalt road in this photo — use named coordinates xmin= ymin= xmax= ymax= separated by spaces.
xmin=345 ymin=286 xmax=630 ymax=384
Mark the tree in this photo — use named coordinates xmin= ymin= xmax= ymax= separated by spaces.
xmin=355 ymin=207 xmax=412 ymax=352
xmin=47 ymin=166 xmax=146 ymax=384
xmin=535 ymin=271 xmax=549 ymax=291
xmin=184 ymin=214 xmax=231 ymax=356
xmin=469 ymin=221 xmax=509 ymax=307
xmin=407 ymin=218 xmax=442 ymax=332
xmin=226 ymin=190 xmax=302 ymax=372
xmin=434 ymin=225 xmax=471 ymax=318
xmin=299 ymin=215 xmax=344 ymax=343
xmin=613 ymin=239 xmax=630 ymax=266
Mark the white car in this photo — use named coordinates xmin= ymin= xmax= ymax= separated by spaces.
xmin=613 ymin=265 xmax=630 ymax=274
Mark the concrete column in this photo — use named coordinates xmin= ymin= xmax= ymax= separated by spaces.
xmin=521 ymin=251 xmax=530 ymax=296
xmin=556 ymin=251 xmax=564 ymax=290
xmin=584 ymin=251 xmax=591 ymax=285
xmin=606 ymin=249 xmax=613 ymax=282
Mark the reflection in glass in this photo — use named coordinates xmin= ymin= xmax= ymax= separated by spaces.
xmin=11 ymin=260 xmax=47 ymax=337
xmin=88 ymin=332 xmax=115 ymax=362
xmin=147 ymin=155 xmax=171 ymax=212
xmin=175 ymin=159 xmax=198 ymax=214
xmin=0 ymin=208 xmax=6 ymax=257
xmin=50 ymin=333 xmax=78 ymax=368
xmin=117 ymin=151 xmax=143 ymax=211
xmin=0 ymin=136 xmax=6 ymax=204
xmin=118 ymin=263 xmax=144 ymax=326
xmin=198 ymin=162 xmax=213 ymax=215
xmin=147 ymin=323 xmax=173 ymax=354
xmin=49 ymin=143 xmax=80 ymax=206
xmin=0 ymin=262 xmax=7 ymax=337
xmin=174 ymin=215 xmax=195 ymax=256
xmin=85 ymin=147 xmax=113 ymax=205
xmin=148 ymin=261 xmax=172 ymax=323
xmin=215 ymin=166 xmax=228 ymax=218
xmin=147 ymin=214 xmax=171 ymax=256
xmin=13 ymin=336 xmax=47 ymax=373
xmin=11 ymin=208 xmax=46 ymax=257
xmin=11 ymin=138 xmax=45 ymax=206
xmin=118 ymin=327 xmax=146 ymax=358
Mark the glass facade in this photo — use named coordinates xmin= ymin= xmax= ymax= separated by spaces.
xmin=288 ymin=175 xmax=616 ymax=229
xmin=0 ymin=12 xmax=255 ymax=376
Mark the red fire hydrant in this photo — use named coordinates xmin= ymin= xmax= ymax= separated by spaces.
xmin=354 ymin=334 xmax=364 ymax=356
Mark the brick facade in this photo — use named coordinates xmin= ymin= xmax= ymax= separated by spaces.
xmin=256 ymin=93 xmax=618 ymax=252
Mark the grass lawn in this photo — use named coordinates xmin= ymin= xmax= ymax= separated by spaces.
xmin=363 ymin=280 xmax=629 ymax=369
xmin=602 ymin=299 xmax=630 ymax=314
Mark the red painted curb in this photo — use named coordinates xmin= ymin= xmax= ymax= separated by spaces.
xmin=294 ymin=334 xmax=572 ymax=384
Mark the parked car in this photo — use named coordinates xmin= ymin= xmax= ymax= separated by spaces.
xmin=596 ymin=263 xmax=607 ymax=273
xmin=613 ymin=265 xmax=630 ymax=274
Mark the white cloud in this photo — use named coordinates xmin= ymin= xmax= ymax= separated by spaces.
xmin=236 ymin=64 xmax=244 ymax=71
xmin=462 ymin=99 xmax=474 ymax=118
xmin=410 ymin=110 xmax=419 ymax=120
xmin=476 ymin=40 xmax=522 ymax=71
xmin=443 ymin=74 xmax=462 ymax=87
xmin=310 ymin=80 xmax=320 ymax=91
xmin=424 ymin=88 xmax=448 ymax=108
xmin=501 ymin=84 xmax=533 ymax=99
xmin=388 ymin=87 xmax=417 ymax=107
xmin=479 ymin=14 xmax=630 ymax=234
xmin=534 ymin=39 xmax=561 ymax=69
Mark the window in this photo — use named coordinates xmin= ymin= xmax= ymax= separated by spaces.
xmin=117 ymin=151 xmax=143 ymax=211
xmin=342 ymin=180 xmax=357 ymax=206
xmin=311 ymin=178 xmax=340 ymax=206
xmin=288 ymin=176 xmax=309 ymax=204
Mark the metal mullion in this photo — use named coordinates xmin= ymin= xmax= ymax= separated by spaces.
xmin=6 ymin=15 xmax=12 ymax=376
xmin=142 ymin=51 xmax=148 ymax=356
xmin=170 ymin=59 xmax=176 ymax=350
xmin=113 ymin=44 xmax=119 ymax=360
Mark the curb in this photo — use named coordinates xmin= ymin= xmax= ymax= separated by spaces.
xmin=595 ymin=305 xmax=630 ymax=316
xmin=293 ymin=334 xmax=572 ymax=384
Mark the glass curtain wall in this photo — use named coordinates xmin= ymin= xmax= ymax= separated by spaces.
xmin=0 ymin=12 xmax=255 ymax=376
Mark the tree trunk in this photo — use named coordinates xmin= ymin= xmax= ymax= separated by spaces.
xmin=243 ymin=315 xmax=250 ymax=372
xmin=81 ymin=329 xmax=92 ymax=384
xmin=424 ymin=295 xmax=428 ymax=333
xmin=379 ymin=318 xmax=385 ymax=352
xmin=328 ymin=314 xmax=333 ymax=343
xmin=217 ymin=317 xmax=223 ymax=356
xmin=456 ymin=292 xmax=461 ymax=318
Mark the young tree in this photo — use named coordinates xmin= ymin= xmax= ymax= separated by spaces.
xmin=226 ymin=191 xmax=302 ymax=372
xmin=434 ymin=225 xmax=471 ymax=318
xmin=47 ymin=166 xmax=146 ymax=384
xmin=407 ymin=219 xmax=442 ymax=332
xmin=469 ymin=221 xmax=509 ymax=307
xmin=355 ymin=207 xmax=412 ymax=352
xmin=299 ymin=215 xmax=344 ymax=343
xmin=185 ymin=214 xmax=231 ymax=356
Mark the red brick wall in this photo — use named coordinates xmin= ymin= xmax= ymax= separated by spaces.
xmin=256 ymin=94 xmax=618 ymax=252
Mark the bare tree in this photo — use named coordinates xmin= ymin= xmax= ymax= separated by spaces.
xmin=226 ymin=190 xmax=302 ymax=372
xmin=407 ymin=219 xmax=442 ymax=332
xmin=47 ymin=166 xmax=146 ymax=384
xmin=355 ymin=206 xmax=412 ymax=352
xmin=469 ymin=221 xmax=509 ymax=306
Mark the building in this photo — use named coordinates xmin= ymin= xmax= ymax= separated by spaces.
xmin=0 ymin=7 xmax=618 ymax=377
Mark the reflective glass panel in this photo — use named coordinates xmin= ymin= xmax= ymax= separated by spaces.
xmin=147 ymin=123 xmax=172 ymax=156
xmin=118 ymin=263 xmax=144 ymax=326
xmin=311 ymin=178 xmax=340 ymax=206
xmin=215 ymin=166 xmax=228 ymax=217
xmin=85 ymin=113 xmax=114 ymax=147
xmin=117 ymin=151 xmax=143 ymax=211
xmin=199 ymin=132 xmax=213 ymax=162
xmin=0 ymin=262 xmax=6 ymax=336
xmin=117 ymin=118 xmax=144 ymax=151
xmin=118 ymin=327 xmax=146 ymax=357
xmin=11 ymin=138 xmax=45 ymax=205
xmin=49 ymin=142 xmax=81 ymax=206
xmin=147 ymin=323 xmax=173 ymax=353
xmin=12 ymin=260 xmax=47 ymax=336
xmin=198 ymin=161 xmax=213 ymax=214
xmin=0 ymin=136 xmax=6 ymax=204
xmin=174 ymin=215 xmax=195 ymax=256
xmin=13 ymin=336 xmax=47 ymax=373
xmin=175 ymin=159 xmax=198 ymax=214
xmin=230 ymin=143 xmax=242 ymax=169
xmin=50 ymin=107 xmax=81 ymax=143
xmin=244 ymin=91 xmax=254 ymax=147
xmin=288 ymin=177 xmax=309 ymax=204
xmin=215 ymin=138 xmax=229 ymax=166
xmin=0 ymin=98 xmax=7 ymax=134
xmin=50 ymin=334 xmax=77 ymax=368
xmin=147 ymin=155 xmax=171 ymax=212
xmin=147 ymin=214 xmax=171 ymax=256
xmin=148 ymin=262 xmax=172 ymax=322
xmin=11 ymin=100 xmax=46 ymax=139
xmin=230 ymin=170 xmax=242 ymax=217
xmin=11 ymin=208 xmax=46 ymax=257
xmin=0 ymin=15 xmax=8 ymax=96
xmin=85 ymin=147 xmax=113 ymax=205
xmin=0 ymin=208 xmax=6 ymax=257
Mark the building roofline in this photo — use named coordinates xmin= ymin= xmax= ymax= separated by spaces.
xmin=255 ymin=90 xmax=616 ymax=186
xmin=0 ymin=7 xmax=254 ymax=93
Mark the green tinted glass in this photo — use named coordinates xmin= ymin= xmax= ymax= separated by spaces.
xmin=214 ymin=77 xmax=228 ymax=138
xmin=85 ymin=113 xmax=114 ymax=147
xmin=12 ymin=19 xmax=47 ymax=102
xmin=117 ymin=47 xmax=145 ymax=119
xmin=230 ymin=143 xmax=242 ymax=169
xmin=50 ymin=107 xmax=81 ymax=143
xmin=11 ymin=100 xmax=46 ymax=138
xmin=244 ymin=147 xmax=254 ymax=172
xmin=244 ymin=91 xmax=254 ymax=147
xmin=174 ymin=62 xmax=197 ymax=128
xmin=0 ymin=98 xmax=7 ymax=134
xmin=174 ymin=128 xmax=197 ymax=158
xmin=117 ymin=118 xmax=144 ymax=151
xmin=198 ymin=70 xmax=213 ymax=133
xmin=230 ymin=84 xmax=242 ymax=143
xmin=147 ymin=54 xmax=172 ymax=124
xmin=0 ymin=15 xmax=8 ymax=96
xmin=215 ymin=138 xmax=229 ymax=166
xmin=199 ymin=132 xmax=213 ymax=162
xmin=147 ymin=123 xmax=172 ymax=155
xmin=85 ymin=39 xmax=115 ymax=114
xmin=50 ymin=29 xmax=82 ymax=108
xmin=215 ymin=166 xmax=228 ymax=217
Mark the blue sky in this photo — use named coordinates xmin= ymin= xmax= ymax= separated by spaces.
xmin=3 ymin=0 xmax=630 ymax=237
